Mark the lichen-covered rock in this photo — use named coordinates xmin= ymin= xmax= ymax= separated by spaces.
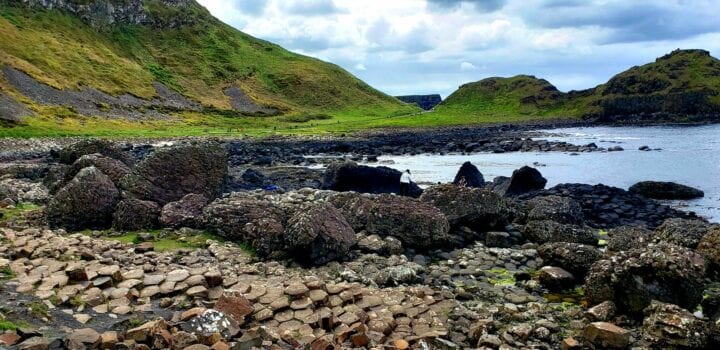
xmin=522 ymin=220 xmax=596 ymax=245
xmin=696 ymin=227 xmax=720 ymax=271
xmin=453 ymin=161 xmax=484 ymax=188
xmin=585 ymin=242 xmax=706 ymax=316
xmin=538 ymin=242 xmax=602 ymax=279
xmin=64 ymin=153 xmax=130 ymax=187
xmin=121 ymin=142 xmax=227 ymax=205
xmin=159 ymin=193 xmax=208 ymax=228
xmin=333 ymin=193 xmax=450 ymax=249
xmin=59 ymin=139 xmax=132 ymax=165
xmin=112 ymin=199 xmax=160 ymax=231
xmin=641 ymin=301 xmax=708 ymax=349
xmin=525 ymin=195 xmax=584 ymax=225
xmin=0 ymin=178 xmax=49 ymax=204
xmin=652 ymin=218 xmax=715 ymax=248
xmin=47 ymin=166 xmax=120 ymax=230
xmin=285 ymin=203 xmax=357 ymax=265
xmin=419 ymin=184 xmax=514 ymax=232
xmin=202 ymin=194 xmax=286 ymax=259
xmin=607 ymin=225 xmax=652 ymax=252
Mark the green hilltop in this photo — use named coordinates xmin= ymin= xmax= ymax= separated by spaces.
xmin=435 ymin=49 xmax=720 ymax=124
xmin=0 ymin=0 xmax=418 ymax=137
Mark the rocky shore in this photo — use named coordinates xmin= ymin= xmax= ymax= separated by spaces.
xmin=0 ymin=133 xmax=717 ymax=349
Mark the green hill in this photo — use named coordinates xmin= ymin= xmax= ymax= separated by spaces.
xmin=435 ymin=49 xmax=720 ymax=123
xmin=0 ymin=0 xmax=417 ymax=136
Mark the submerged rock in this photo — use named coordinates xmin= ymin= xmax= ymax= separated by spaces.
xmin=629 ymin=181 xmax=704 ymax=200
xmin=585 ymin=242 xmax=706 ymax=316
xmin=121 ymin=142 xmax=227 ymax=205
xmin=47 ymin=166 xmax=120 ymax=230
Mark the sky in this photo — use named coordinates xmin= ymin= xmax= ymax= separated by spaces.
xmin=196 ymin=0 xmax=720 ymax=98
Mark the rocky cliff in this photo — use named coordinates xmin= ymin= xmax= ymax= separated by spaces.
xmin=395 ymin=94 xmax=442 ymax=110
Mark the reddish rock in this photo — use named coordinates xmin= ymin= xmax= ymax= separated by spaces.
xmin=214 ymin=293 xmax=254 ymax=325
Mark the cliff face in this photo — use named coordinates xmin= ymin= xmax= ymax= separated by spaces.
xmin=19 ymin=0 xmax=201 ymax=28
xmin=395 ymin=94 xmax=442 ymax=110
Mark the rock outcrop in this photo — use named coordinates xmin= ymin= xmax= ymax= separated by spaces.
xmin=322 ymin=161 xmax=422 ymax=197
xmin=420 ymin=184 xmax=513 ymax=232
xmin=285 ymin=203 xmax=357 ymax=265
xmin=452 ymin=161 xmax=484 ymax=188
xmin=395 ymin=94 xmax=442 ymax=110
xmin=47 ymin=166 xmax=120 ymax=230
xmin=629 ymin=181 xmax=704 ymax=200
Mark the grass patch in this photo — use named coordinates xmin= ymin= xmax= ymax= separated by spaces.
xmin=81 ymin=229 xmax=224 ymax=252
xmin=1 ymin=265 xmax=16 ymax=280
xmin=544 ymin=287 xmax=586 ymax=305
xmin=0 ymin=317 xmax=18 ymax=331
xmin=27 ymin=301 xmax=49 ymax=319
xmin=0 ymin=202 xmax=41 ymax=222
xmin=486 ymin=268 xmax=516 ymax=286
xmin=279 ymin=113 xmax=333 ymax=123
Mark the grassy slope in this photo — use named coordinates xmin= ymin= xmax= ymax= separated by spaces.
xmin=0 ymin=3 xmax=418 ymax=137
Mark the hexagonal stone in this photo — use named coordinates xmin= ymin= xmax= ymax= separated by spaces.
xmin=143 ymin=274 xmax=165 ymax=286
xmin=309 ymin=289 xmax=328 ymax=303
xmin=285 ymin=283 xmax=309 ymax=297
xmin=275 ymin=309 xmax=294 ymax=323
xmin=140 ymin=286 xmax=160 ymax=298
xmin=291 ymin=297 xmax=313 ymax=310
xmin=186 ymin=286 xmax=208 ymax=298
xmin=166 ymin=269 xmax=190 ymax=282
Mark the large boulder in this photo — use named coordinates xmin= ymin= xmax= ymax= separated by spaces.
xmin=121 ymin=143 xmax=227 ymax=205
xmin=322 ymin=161 xmax=422 ymax=197
xmin=202 ymin=194 xmax=286 ymax=259
xmin=538 ymin=242 xmax=602 ymax=279
xmin=58 ymin=139 xmax=132 ymax=165
xmin=525 ymin=195 xmax=584 ymax=224
xmin=607 ymin=225 xmax=652 ymax=252
xmin=64 ymin=154 xmax=130 ymax=188
xmin=652 ymin=218 xmax=715 ymax=249
xmin=159 ymin=193 xmax=208 ymax=228
xmin=113 ymin=199 xmax=160 ymax=231
xmin=453 ymin=161 xmax=484 ymax=188
xmin=585 ymin=242 xmax=706 ymax=316
xmin=419 ymin=184 xmax=514 ymax=232
xmin=641 ymin=301 xmax=708 ymax=349
xmin=285 ymin=203 xmax=357 ymax=265
xmin=494 ymin=166 xmax=547 ymax=196
xmin=522 ymin=220 xmax=597 ymax=245
xmin=331 ymin=193 xmax=450 ymax=249
xmin=629 ymin=181 xmax=704 ymax=200
xmin=47 ymin=167 xmax=120 ymax=230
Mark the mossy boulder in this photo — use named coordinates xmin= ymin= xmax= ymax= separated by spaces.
xmin=285 ymin=203 xmax=357 ymax=265
xmin=121 ymin=143 xmax=227 ymax=205
xmin=113 ymin=199 xmax=160 ymax=231
xmin=47 ymin=166 xmax=120 ymax=230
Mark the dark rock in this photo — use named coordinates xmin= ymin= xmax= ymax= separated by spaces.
xmin=639 ymin=145 xmax=651 ymax=151
xmin=522 ymin=220 xmax=596 ymax=245
xmin=285 ymin=203 xmax=357 ymax=265
xmin=538 ymin=242 xmax=602 ymax=279
xmin=586 ymin=301 xmax=617 ymax=322
xmin=322 ymin=161 xmax=422 ymax=197
xmin=420 ymin=184 xmax=514 ymax=232
xmin=42 ymin=164 xmax=70 ymax=194
xmin=607 ymin=146 xmax=624 ymax=152
xmin=606 ymin=225 xmax=652 ymax=252
xmin=159 ymin=193 xmax=208 ymax=228
xmin=629 ymin=181 xmax=704 ymax=199
xmin=240 ymin=168 xmax=267 ymax=188
xmin=64 ymin=153 xmax=130 ymax=188
xmin=58 ymin=139 xmax=132 ymax=165
xmin=47 ymin=166 xmax=120 ymax=230
xmin=121 ymin=142 xmax=227 ymax=205
xmin=112 ymin=199 xmax=160 ymax=231
xmin=331 ymin=193 xmax=450 ymax=249
xmin=585 ymin=242 xmax=707 ymax=316
xmin=202 ymin=194 xmax=286 ymax=259
xmin=484 ymin=231 xmax=512 ymax=248
xmin=653 ymin=218 xmax=715 ymax=248
xmin=494 ymin=166 xmax=547 ymax=196
xmin=642 ymin=301 xmax=708 ymax=349
xmin=253 ymin=155 xmax=273 ymax=166
xmin=453 ymin=162 xmax=484 ymax=188
xmin=538 ymin=266 xmax=575 ymax=292
xmin=525 ymin=195 xmax=584 ymax=224
xmin=395 ymin=94 xmax=442 ymax=110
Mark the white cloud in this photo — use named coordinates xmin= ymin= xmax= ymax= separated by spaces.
xmin=460 ymin=61 xmax=477 ymax=71
xmin=195 ymin=0 xmax=720 ymax=97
